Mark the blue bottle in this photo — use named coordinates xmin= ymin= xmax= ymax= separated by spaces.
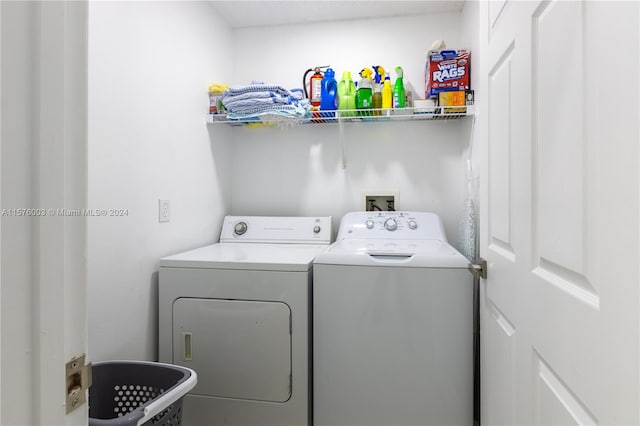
xmin=320 ymin=68 xmax=338 ymax=117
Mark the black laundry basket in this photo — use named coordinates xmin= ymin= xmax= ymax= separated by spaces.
xmin=89 ymin=361 xmax=197 ymax=426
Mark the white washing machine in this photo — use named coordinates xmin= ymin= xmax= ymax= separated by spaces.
xmin=158 ymin=216 xmax=331 ymax=426
xmin=313 ymin=211 xmax=472 ymax=426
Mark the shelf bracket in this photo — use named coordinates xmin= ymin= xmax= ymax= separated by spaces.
xmin=338 ymin=115 xmax=346 ymax=169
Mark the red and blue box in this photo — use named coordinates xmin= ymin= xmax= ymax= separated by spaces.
xmin=425 ymin=49 xmax=471 ymax=99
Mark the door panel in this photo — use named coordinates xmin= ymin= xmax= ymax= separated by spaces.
xmin=535 ymin=354 xmax=597 ymax=426
xmin=488 ymin=40 xmax=515 ymax=262
xmin=488 ymin=0 xmax=508 ymax=32
xmin=173 ymin=298 xmax=292 ymax=402
xmin=481 ymin=1 xmax=639 ymax=425
xmin=533 ymin=0 xmax=588 ymax=280
xmin=485 ymin=303 xmax=515 ymax=426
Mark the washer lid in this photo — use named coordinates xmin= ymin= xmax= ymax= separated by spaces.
xmin=313 ymin=239 xmax=469 ymax=268
xmin=160 ymin=243 xmax=330 ymax=271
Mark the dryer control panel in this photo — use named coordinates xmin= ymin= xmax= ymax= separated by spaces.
xmin=220 ymin=216 xmax=332 ymax=244
xmin=337 ymin=211 xmax=448 ymax=242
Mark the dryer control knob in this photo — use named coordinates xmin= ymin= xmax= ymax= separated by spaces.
xmin=384 ymin=218 xmax=398 ymax=231
xmin=366 ymin=220 xmax=374 ymax=229
xmin=408 ymin=220 xmax=417 ymax=230
xmin=313 ymin=225 xmax=321 ymax=234
xmin=234 ymin=221 xmax=248 ymax=236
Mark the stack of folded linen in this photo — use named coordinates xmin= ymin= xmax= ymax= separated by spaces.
xmin=222 ymin=84 xmax=311 ymax=121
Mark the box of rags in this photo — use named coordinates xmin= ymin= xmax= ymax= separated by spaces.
xmin=425 ymin=49 xmax=471 ymax=99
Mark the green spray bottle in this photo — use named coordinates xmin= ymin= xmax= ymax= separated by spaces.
xmin=393 ymin=66 xmax=406 ymax=108
xmin=356 ymin=67 xmax=373 ymax=116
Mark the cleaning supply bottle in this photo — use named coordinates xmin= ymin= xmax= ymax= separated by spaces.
xmin=320 ymin=68 xmax=338 ymax=117
xmin=372 ymin=66 xmax=384 ymax=116
xmin=382 ymin=74 xmax=393 ymax=110
xmin=356 ymin=68 xmax=373 ymax=115
xmin=393 ymin=66 xmax=406 ymax=108
xmin=372 ymin=65 xmax=385 ymax=84
xmin=338 ymin=71 xmax=356 ymax=117
xmin=208 ymin=83 xmax=230 ymax=114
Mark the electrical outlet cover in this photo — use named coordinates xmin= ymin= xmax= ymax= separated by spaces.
xmin=159 ymin=199 xmax=170 ymax=223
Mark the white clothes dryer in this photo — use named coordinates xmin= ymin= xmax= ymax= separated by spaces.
xmin=313 ymin=211 xmax=472 ymax=426
xmin=158 ymin=216 xmax=331 ymax=426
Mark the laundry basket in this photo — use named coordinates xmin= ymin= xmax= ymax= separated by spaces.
xmin=89 ymin=361 xmax=197 ymax=426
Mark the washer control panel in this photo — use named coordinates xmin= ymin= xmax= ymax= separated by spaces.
xmin=337 ymin=211 xmax=448 ymax=242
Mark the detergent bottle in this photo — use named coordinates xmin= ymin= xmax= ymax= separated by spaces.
xmin=393 ymin=66 xmax=406 ymax=108
xmin=319 ymin=68 xmax=338 ymax=117
xmin=338 ymin=71 xmax=356 ymax=117
xmin=356 ymin=68 xmax=373 ymax=115
xmin=382 ymin=74 xmax=393 ymax=109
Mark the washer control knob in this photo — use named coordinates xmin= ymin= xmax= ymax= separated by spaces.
xmin=366 ymin=220 xmax=374 ymax=229
xmin=234 ymin=221 xmax=248 ymax=236
xmin=384 ymin=218 xmax=398 ymax=231
xmin=313 ymin=225 xmax=321 ymax=234
xmin=408 ymin=220 xmax=417 ymax=230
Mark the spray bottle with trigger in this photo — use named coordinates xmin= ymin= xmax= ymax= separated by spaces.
xmin=372 ymin=65 xmax=385 ymax=116
xmin=393 ymin=66 xmax=406 ymax=108
xmin=356 ymin=67 xmax=373 ymax=116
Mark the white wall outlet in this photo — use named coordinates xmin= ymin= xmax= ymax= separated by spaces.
xmin=363 ymin=191 xmax=399 ymax=212
xmin=159 ymin=199 xmax=170 ymax=223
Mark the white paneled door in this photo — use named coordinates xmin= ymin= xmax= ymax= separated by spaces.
xmin=1 ymin=1 xmax=89 ymax=424
xmin=480 ymin=1 xmax=639 ymax=425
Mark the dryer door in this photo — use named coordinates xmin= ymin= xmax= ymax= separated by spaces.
xmin=172 ymin=298 xmax=292 ymax=402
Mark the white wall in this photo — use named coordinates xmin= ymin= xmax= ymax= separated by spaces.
xmin=88 ymin=1 xmax=233 ymax=362
xmin=228 ymin=122 xmax=470 ymax=242
xmin=87 ymin=6 xmax=476 ymax=362
xmin=228 ymin=13 xmax=472 ymax=242
xmin=231 ymin=13 xmax=464 ymax=98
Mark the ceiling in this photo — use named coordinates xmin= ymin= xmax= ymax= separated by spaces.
xmin=209 ymin=1 xmax=466 ymax=28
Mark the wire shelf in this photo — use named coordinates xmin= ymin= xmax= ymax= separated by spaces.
xmin=208 ymin=105 xmax=475 ymax=126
